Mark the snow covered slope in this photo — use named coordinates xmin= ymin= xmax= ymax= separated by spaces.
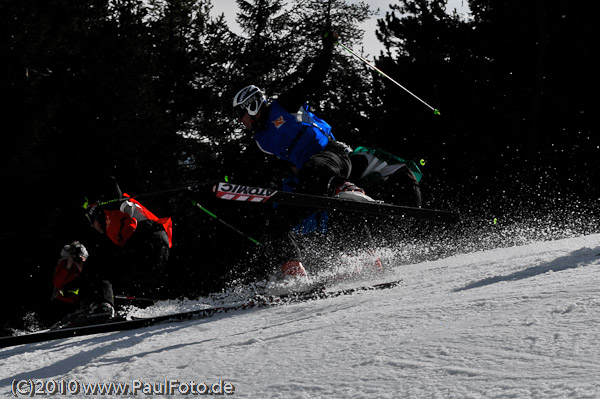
xmin=2 ymin=234 xmax=600 ymax=398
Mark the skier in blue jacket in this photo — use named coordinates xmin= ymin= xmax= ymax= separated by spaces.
xmin=232 ymin=31 xmax=373 ymax=278
xmin=233 ymin=33 xmax=371 ymax=202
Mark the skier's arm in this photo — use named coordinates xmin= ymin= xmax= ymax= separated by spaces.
xmin=276 ymin=31 xmax=337 ymax=112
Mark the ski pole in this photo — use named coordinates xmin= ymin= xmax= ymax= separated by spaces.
xmin=82 ymin=178 xmax=223 ymax=210
xmin=336 ymin=41 xmax=440 ymax=115
xmin=188 ymin=198 xmax=262 ymax=246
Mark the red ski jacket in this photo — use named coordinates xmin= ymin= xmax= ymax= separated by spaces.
xmin=51 ymin=259 xmax=82 ymax=304
xmin=104 ymin=194 xmax=172 ymax=248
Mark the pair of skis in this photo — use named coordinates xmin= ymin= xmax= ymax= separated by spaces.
xmin=213 ymin=182 xmax=461 ymax=224
xmin=0 ymin=280 xmax=401 ymax=348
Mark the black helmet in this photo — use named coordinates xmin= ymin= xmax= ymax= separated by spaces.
xmin=83 ymin=199 xmax=106 ymax=230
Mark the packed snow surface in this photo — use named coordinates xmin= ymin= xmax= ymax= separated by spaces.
xmin=2 ymin=233 xmax=600 ymax=398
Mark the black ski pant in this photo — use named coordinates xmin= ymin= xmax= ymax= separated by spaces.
xmin=297 ymin=141 xmax=352 ymax=196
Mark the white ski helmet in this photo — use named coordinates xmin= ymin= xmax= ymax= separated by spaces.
xmin=60 ymin=241 xmax=89 ymax=260
xmin=233 ymin=85 xmax=266 ymax=117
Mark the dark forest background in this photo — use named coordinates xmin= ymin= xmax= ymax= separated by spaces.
xmin=1 ymin=0 xmax=599 ymax=333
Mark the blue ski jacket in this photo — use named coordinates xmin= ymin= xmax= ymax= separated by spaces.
xmin=254 ymin=101 xmax=335 ymax=169
xmin=251 ymin=30 xmax=337 ymax=169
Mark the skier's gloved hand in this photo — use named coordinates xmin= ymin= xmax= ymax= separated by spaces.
xmin=322 ymin=30 xmax=339 ymax=47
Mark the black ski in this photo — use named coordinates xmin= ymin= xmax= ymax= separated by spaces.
xmin=0 ymin=280 xmax=401 ymax=349
xmin=214 ymin=182 xmax=461 ymax=224
xmin=252 ymin=279 xmax=402 ymax=305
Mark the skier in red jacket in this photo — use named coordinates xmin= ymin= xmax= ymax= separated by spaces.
xmin=52 ymin=242 xmax=88 ymax=302
xmin=57 ymin=177 xmax=172 ymax=325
